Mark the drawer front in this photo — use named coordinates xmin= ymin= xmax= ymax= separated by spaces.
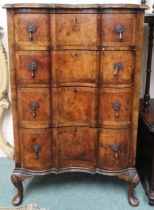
xmin=15 ymin=14 xmax=50 ymax=50
xmin=57 ymin=127 xmax=96 ymax=168
xmin=18 ymin=88 xmax=51 ymax=128
xmin=101 ymin=51 xmax=134 ymax=85
xmin=20 ymin=129 xmax=52 ymax=170
xmin=52 ymin=51 xmax=99 ymax=87
xmin=16 ymin=51 xmax=51 ymax=84
xmin=51 ymin=14 xmax=97 ymax=47
xmin=98 ymin=128 xmax=130 ymax=170
xmin=99 ymin=88 xmax=132 ymax=127
xmin=101 ymin=14 xmax=136 ymax=46
xmin=52 ymin=87 xmax=97 ymax=127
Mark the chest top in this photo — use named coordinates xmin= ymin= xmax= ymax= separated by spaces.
xmin=3 ymin=3 xmax=148 ymax=9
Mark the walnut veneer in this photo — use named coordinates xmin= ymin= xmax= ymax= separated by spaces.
xmin=3 ymin=3 xmax=147 ymax=206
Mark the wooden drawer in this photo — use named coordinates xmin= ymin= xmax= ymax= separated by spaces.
xmin=98 ymin=128 xmax=130 ymax=170
xmin=99 ymin=87 xmax=132 ymax=128
xmin=52 ymin=87 xmax=97 ymax=127
xmin=16 ymin=51 xmax=51 ymax=84
xmin=51 ymin=13 xmax=98 ymax=48
xmin=52 ymin=50 xmax=99 ymax=87
xmin=20 ymin=128 xmax=52 ymax=170
xmin=101 ymin=51 xmax=134 ymax=85
xmin=101 ymin=14 xmax=136 ymax=47
xmin=57 ymin=127 xmax=96 ymax=168
xmin=18 ymin=88 xmax=51 ymax=128
xmin=15 ymin=14 xmax=50 ymax=50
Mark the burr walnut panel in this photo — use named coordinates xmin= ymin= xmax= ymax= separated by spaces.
xmin=57 ymin=127 xmax=96 ymax=168
xmin=18 ymin=88 xmax=51 ymax=128
xmin=52 ymin=87 xmax=97 ymax=127
xmin=101 ymin=13 xmax=136 ymax=47
xmin=51 ymin=13 xmax=98 ymax=48
xmin=99 ymin=87 xmax=132 ymax=128
xmin=20 ymin=128 xmax=52 ymax=170
xmin=98 ymin=128 xmax=130 ymax=170
xmin=100 ymin=51 xmax=135 ymax=86
xmin=15 ymin=13 xmax=50 ymax=50
xmin=16 ymin=51 xmax=51 ymax=84
xmin=51 ymin=50 xmax=99 ymax=87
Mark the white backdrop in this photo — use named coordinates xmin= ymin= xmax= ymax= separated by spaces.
xmin=0 ymin=0 xmax=153 ymax=157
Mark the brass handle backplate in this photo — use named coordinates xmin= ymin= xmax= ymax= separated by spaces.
xmin=115 ymin=24 xmax=125 ymax=40
xmin=113 ymin=63 xmax=123 ymax=76
xmin=111 ymin=144 xmax=120 ymax=158
xmin=28 ymin=61 xmax=38 ymax=78
xmin=32 ymin=144 xmax=41 ymax=160
xmin=29 ymin=102 xmax=39 ymax=118
xmin=26 ymin=24 xmax=37 ymax=41
xmin=112 ymin=102 xmax=121 ymax=118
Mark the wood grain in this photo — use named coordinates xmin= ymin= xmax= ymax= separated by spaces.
xmin=51 ymin=50 xmax=99 ymax=87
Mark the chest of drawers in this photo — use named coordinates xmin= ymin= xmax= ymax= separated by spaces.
xmin=4 ymin=3 xmax=147 ymax=207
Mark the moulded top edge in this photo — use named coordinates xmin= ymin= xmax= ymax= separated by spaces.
xmin=2 ymin=3 xmax=148 ymax=10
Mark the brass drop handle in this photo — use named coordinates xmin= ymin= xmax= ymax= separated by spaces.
xmin=26 ymin=24 xmax=37 ymax=41
xmin=113 ymin=63 xmax=123 ymax=76
xmin=29 ymin=102 xmax=39 ymax=118
xmin=112 ymin=102 xmax=121 ymax=118
xmin=115 ymin=24 xmax=125 ymax=40
xmin=111 ymin=144 xmax=120 ymax=159
xmin=32 ymin=144 xmax=41 ymax=160
xmin=28 ymin=61 xmax=38 ymax=78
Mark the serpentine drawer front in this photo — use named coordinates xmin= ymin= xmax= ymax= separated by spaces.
xmin=3 ymin=3 xmax=147 ymax=207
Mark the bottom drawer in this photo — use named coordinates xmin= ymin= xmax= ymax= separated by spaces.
xmin=98 ymin=128 xmax=130 ymax=170
xmin=20 ymin=128 xmax=52 ymax=170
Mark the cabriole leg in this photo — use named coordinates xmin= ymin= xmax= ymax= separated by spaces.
xmin=11 ymin=174 xmax=31 ymax=206
xmin=119 ymin=169 xmax=140 ymax=207
xmin=128 ymin=173 xmax=140 ymax=207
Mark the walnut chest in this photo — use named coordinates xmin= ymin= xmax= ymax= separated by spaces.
xmin=4 ymin=3 xmax=147 ymax=206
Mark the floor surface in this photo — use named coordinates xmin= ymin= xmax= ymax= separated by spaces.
xmin=0 ymin=158 xmax=152 ymax=210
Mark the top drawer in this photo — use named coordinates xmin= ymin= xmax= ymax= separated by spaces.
xmin=14 ymin=12 xmax=136 ymax=49
xmin=101 ymin=13 xmax=136 ymax=47
xmin=15 ymin=14 xmax=50 ymax=50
